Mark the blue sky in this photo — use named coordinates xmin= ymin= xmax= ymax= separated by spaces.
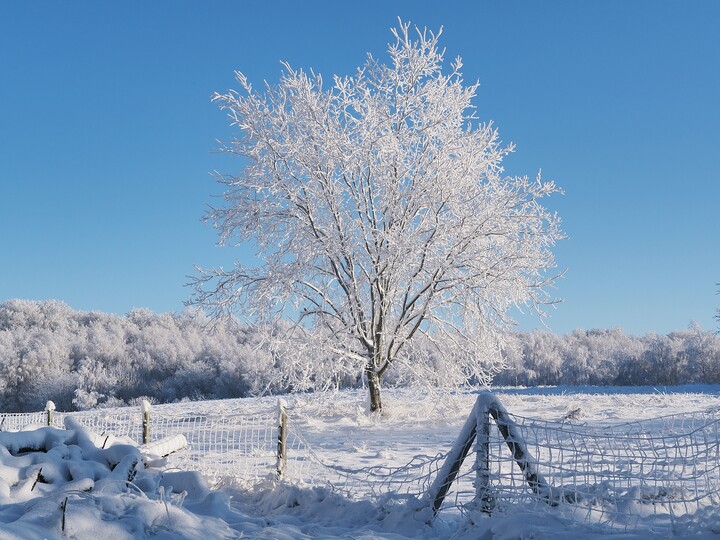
xmin=1 ymin=1 xmax=718 ymax=335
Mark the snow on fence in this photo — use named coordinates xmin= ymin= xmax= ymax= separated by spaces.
xmin=1 ymin=393 xmax=719 ymax=534
xmin=422 ymin=392 xmax=720 ymax=533
xmin=271 ymin=392 xmax=720 ymax=534
xmin=0 ymin=400 xmax=303 ymax=487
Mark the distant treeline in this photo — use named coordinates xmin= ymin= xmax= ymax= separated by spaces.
xmin=0 ymin=300 xmax=270 ymax=411
xmin=496 ymin=326 xmax=720 ymax=387
xmin=1 ymin=300 xmax=718 ymax=411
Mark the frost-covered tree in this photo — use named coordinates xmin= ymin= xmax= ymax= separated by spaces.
xmin=191 ymin=22 xmax=563 ymax=411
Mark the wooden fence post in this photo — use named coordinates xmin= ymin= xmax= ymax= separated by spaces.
xmin=426 ymin=396 xmax=483 ymax=515
xmin=426 ymin=392 xmax=556 ymax=518
xmin=488 ymin=400 xmax=555 ymax=504
xmin=45 ymin=401 xmax=55 ymax=427
xmin=276 ymin=399 xmax=288 ymax=478
xmin=141 ymin=400 xmax=151 ymax=444
xmin=475 ymin=402 xmax=495 ymax=512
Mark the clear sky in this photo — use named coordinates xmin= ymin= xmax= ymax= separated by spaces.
xmin=1 ymin=1 xmax=718 ymax=335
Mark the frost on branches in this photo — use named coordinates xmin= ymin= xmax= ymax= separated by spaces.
xmin=191 ymin=22 xmax=563 ymax=412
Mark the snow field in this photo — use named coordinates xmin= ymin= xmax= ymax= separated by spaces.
xmin=0 ymin=386 xmax=719 ymax=538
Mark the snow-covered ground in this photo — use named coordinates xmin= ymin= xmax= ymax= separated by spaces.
xmin=1 ymin=385 xmax=720 ymax=539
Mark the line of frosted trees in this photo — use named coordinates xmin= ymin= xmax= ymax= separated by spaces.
xmin=496 ymin=324 xmax=720 ymax=387
xmin=0 ymin=300 xmax=270 ymax=411
xmin=1 ymin=300 xmax=718 ymax=411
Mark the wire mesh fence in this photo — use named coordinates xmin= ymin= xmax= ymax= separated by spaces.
xmin=278 ymin=427 xmax=447 ymax=505
xmin=0 ymin=402 xmax=284 ymax=486
xmin=484 ymin=409 xmax=720 ymax=531
xmin=418 ymin=394 xmax=720 ymax=534
xmin=0 ymin=411 xmax=48 ymax=432
xmin=62 ymin=407 xmax=283 ymax=486
xmin=1 ymin=394 xmax=719 ymax=534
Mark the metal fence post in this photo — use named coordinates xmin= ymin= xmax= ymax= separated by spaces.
xmin=276 ymin=399 xmax=288 ymax=478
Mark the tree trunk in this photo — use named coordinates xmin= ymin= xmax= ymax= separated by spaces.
xmin=366 ymin=365 xmax=382 ymax=413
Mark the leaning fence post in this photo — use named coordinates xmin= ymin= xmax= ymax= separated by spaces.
xmin=426 ymin=395 xmax=484 ymax=515
xmin=141 ymin=400 xmax=151 ymax=444
xmin=45 ymin=401 xmax=55 ymax=427
xmin=276 ymin=399 xmax=288 ymax=478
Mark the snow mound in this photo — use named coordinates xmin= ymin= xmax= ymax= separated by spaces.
xmin=0 ymin=419 xmax=243 ymax=539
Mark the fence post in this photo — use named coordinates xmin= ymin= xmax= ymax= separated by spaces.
xmin=488 ymin=401 xmax=555 ymax=504
xmin=45 ymin=401 xmax=55 ymax=427
xmin=426 ymin=396 xmax=484 ymax=515
xmin=475 ymin=402 xmax=495 ymax=512
xmin=141 ymin=400 xmax=151 ymax=444
xmin=276 ymin=399 xmax=288 ymax=478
